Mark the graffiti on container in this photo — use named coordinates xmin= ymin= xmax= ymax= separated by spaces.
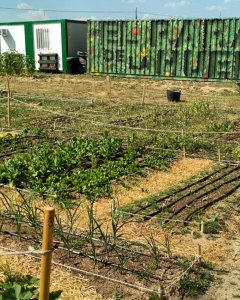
xmin=89 ymin=19 xmax=240 ymax=79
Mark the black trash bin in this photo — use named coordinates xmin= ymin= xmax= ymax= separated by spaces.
xmin=67 ymin=57 xmax=80 ymax=75
xmin=77 ymin=51 xmax=87 ymax=74
xmin=166 ymin=90 xmax=181 ymax=102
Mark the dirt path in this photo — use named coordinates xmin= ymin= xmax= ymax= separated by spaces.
xmin=201 ymin=238 xmax=240 ymax=300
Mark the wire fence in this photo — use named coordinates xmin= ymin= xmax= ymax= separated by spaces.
xmin=0 ymin=81 xmax=238 ymax=297
xmin=0 ymin=211 xmax=200 ymax=255
xmin=0 ymin=243 xmax=199 ymax=296
xmin=0 ymin=249 xmax=53 ymax=256
xmin=6 ymin=96 xmax=240 ymax=136
xmin=0 ymin=183 xmax=57 ymax=198
xmin=117 ymin=210 xmax=196 ymax=224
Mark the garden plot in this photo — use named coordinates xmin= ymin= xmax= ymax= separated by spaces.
xmin=0 ymin=74 xmax=240 ymax=299
xmin=122 ymin=164 xmax=240 ymax=224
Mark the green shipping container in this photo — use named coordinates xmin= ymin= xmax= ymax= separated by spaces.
xmin=87 ymin=19 xmax=240 ymax=80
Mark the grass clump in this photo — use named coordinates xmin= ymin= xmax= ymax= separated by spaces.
xmin=180 ymin=271 xmax=214 ymax=298
xmin=204 ymin=218 xmax=226 ymax=234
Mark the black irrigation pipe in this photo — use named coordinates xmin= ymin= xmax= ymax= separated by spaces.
xmin=0 ymin=228 xmax=173 ymax=282
xmin=0 ymin=136 xmax=72 ymax=160
xmin=0 ymin=133 xmax=48 ymax=143
xmin=0 ymin=214 xmax=156 ymax=261
xmin=2 ymin=230 xmax=41 ymax=245
xmin=63 ymin=230 xmax=153 ymax=259
xmin=166 ymin=174 xmax=240 ymax=222
xmin=0 ymin=135 xmax=57 ymax=150
xmin=56 ymin=246 xmax=171 ymax=282
xmin=2 ymin=214 xmax=180 ymax=263
xmin=145 ymin=166 xmax=240 ymax=220
xmin=132 ymin=164 xmax=230 ymax=216
xmin=0 ymin=212 xmax=182 ymax=268
xmin=0 ymin=149 xmax=26 ymax=160
xmin=184 ymin=183 xmax=240 ymax=223
xmin=64 ymin=228 xmax=185 ymax=265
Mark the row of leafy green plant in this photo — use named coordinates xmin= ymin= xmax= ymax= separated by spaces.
xmin=0 ymin=132 xmax=177 ymax=201
xmin=1 ymin=128 xmax=239 ymax=202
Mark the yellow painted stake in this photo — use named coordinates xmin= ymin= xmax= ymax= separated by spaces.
xmin=39 ymin=207 xmax=55 ymax=300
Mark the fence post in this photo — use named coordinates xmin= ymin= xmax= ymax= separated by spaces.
xmin=91 ymin=81 xmax=95 ymax=108
xmin=6 ymin=76 xmax=11 ymax=128
xmin=182 ymin=129 xmax=186 ymax=159
xmin=106 ymin=76 xmax=112 ymax=101
xmin=197 ymin=243 xmax=202 ymax=263
xmin=200 ymin=221 xmax=204 ymax=235
xmin=218 ymin=148 xmax=221 ymax=162
xmin=141 ymin=84 xmax=146 ymax=106
xmin=39 ymin=207 xmax=55 ymax=300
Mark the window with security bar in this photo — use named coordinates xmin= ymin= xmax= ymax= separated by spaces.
xmin=36 ymin=28 xmax=50 ymax=51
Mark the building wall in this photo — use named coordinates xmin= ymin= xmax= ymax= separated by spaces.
xmin=33 ymin=23 xmax=63 ymax=71
xmin=88 ymin=19 xmax=240 ymax=80
xmin=0 ymin=25 xmax=26 ymax=55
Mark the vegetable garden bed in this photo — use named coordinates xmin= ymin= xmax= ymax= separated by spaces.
xmin=0 ymin=74 xmax=240 ymax=299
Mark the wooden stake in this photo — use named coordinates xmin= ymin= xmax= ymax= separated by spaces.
xmin=141 ymin=84 xmax=146 ymax=106
xmin=6 ymin=76 xmax=11 ymax=128
xmin=218 ymin=148 xmax=221 ymax=162
xmin=39 ymin=207 xmax=55 ymax=300
xmin=197 ymin=243 xmax=202 ymax=263
xmin=91 ymin=81 xmax=95 ymax=108
xmin=182 ymin=129 xmax=186 ymax=159
xmin=200 ymin=221 xmax=204 ymax=235
xmin=106 ymin=76 xmax=111 ymax=101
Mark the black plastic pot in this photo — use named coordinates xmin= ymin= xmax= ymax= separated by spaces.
xmin=167 ymin=90 xmax=181 ymax=102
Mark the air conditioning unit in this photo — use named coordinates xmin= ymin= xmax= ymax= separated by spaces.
xmin=0 ymin=29 xmax=9 ymax=37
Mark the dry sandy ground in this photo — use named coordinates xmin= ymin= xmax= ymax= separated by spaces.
xmin=1 ymin=74 xmax=239 ymax=108
xmin=201 ymin=238 xmax=240 ymax=300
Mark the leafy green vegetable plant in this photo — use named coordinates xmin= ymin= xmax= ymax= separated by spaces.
xmin=0 ymin=270 xmax=62 ymax=300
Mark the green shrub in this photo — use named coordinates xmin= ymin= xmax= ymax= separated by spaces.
xmin=0 ymin=51 xmax=35 ymax=76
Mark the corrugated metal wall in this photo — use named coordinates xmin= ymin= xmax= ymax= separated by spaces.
xmin=87 ymin=19 xmax=240 ymax=80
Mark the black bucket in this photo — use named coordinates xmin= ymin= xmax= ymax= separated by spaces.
xmin=167 ymin=90 xmax=181 ymax=102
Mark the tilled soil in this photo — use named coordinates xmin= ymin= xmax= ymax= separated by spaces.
xmin=131 ymin=164 xmax=240 ymax=224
